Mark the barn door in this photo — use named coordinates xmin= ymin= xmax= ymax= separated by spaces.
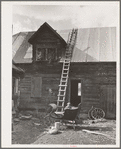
xmin=100 ymin=85 xmax=116 ymax=119
xmin=31 ymin=77 xmax=42 ymax=97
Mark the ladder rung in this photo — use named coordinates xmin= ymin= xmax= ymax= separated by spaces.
xmin=57 ymin=97 xmax=65 ymax=100
xmin=63 ymin=68 xmax=69 ymax=71
xmin=62 ymin=76 xmax=68 ymax=78
xmin=63 ymin=67 xmax=69 ymax=70
xmin=57 ymin=106 xmax=64 ymax=108
xmin=60 ymin=81 xmax=67 ymax=83
xmin=60 ymin=83 xmax=67 ymax=85
xmin=57 ymin=100 xmax=65 ymax=102
xmin=59 ymin=86 xmax=67 ymax=88
xmin=59 ymin=84 xmax=67 ymax=86
xmin=57 ymin=96 xmax=65 ymax=98
xmin=57 ymin=94 xmax=65 ymax=96
xmin=59 ymin=89 xmax=66 ymax=92
xmin=64 ymin=64 xmax=70 ymax=66
xmin=58 ymin=90 xmax=66 ymax=92
xmin=64 ymin=61 xmax=70 ymax=64
xmin=60 ymin=80 xmax=67 ymax=82
xmin=59 ymin=87 xmax=66 ymax=90
xmin=65 ymin=59 xmax=70 ymax=61
xmin=62 ymin=72 xmax=68 ymax=74
xmin=62 ymin=73 xmax=68 ymax=75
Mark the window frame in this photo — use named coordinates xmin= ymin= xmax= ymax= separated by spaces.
xmin=36 ymin=48 xmax=57 ymax=62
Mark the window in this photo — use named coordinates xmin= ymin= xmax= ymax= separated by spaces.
xmin=36 ymin=48 xmax=57 ymax=61
xmin=36 ymin=48 xmax=46 ymax=61
xmin=15 ymin=79 xmax=19 ymax=94
xmin=47 ymin=48 xmax=56 ymax=61
xmin=12 ymin=77 xmax=15 ymax=95
xmin=78 ymin=83 xmax=81 ymax=96
xmin=12 ymin=78 xmax=20 ymax=95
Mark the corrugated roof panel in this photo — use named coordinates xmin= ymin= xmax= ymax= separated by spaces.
xmin=111 ymin=27 xmax=116 ymax=61
xmin=59 ymin=27 xmax=116 ymax=62
xmin=99 ymin=28 xmax=112 ymax=61
xmin=87 ymin=28 xmax=100 ymax=61
xmin=24 ymin=45 xmax=33 ymax=58
xmin=12 ymin=32 xmax=28 ymax=58
xmin=71 ymin=47 xmax=97 ymax=62
xmin=13 ymin=32 xmax=34 ymax=63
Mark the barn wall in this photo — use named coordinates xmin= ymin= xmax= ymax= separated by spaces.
xmin=18 ymin=63 xmax=63 ymax=110
xmin=69 ymin=62 xmax=116 ymax=118
xmin=17 ymin=62 xmax=116 ymax=118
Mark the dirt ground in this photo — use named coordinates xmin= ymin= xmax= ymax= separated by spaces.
xmin=12 ymin=110 xmax=53 ymax=144
xmin=12 ymin=110 xmax=116 ymax=145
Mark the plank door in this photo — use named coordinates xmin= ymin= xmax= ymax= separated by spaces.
xmin=31 ymin=77 xmax=42 ymax=97
xmin=100 ymin=85 xmax=116 ymax=119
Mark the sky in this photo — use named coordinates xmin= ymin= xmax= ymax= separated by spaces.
xmin=12 ymin=2 xmax=119 ymax=35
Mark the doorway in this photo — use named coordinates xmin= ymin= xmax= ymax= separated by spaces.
xmin=70 ymin=79 xmax=81 ymax=107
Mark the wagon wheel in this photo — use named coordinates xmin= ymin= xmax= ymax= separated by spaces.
xmin=88 ymin=106 xmax=94 ymax=119
xmin=91 ymin=108 xmax=105 ymax=120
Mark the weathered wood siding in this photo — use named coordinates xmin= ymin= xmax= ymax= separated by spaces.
xmin=100 ymin=85 xmax=116 ymax=119
xmin=69 ymin=62 xmax=116 ymax=118
xmin=17 ymin=62 xmax=116 ymax=118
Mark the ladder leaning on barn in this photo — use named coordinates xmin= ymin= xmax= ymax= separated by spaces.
xmin=56 ymin=28 xmax=78 ymax=113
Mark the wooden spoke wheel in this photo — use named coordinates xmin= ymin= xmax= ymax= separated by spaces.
xmin=91 ymin=108 xmax=105 ymax=120
xmin=88 ymin=106 xmax=94 ymax=119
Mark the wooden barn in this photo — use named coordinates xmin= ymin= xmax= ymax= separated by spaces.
xmin=12 ymin=22 xmax=116 ymax=119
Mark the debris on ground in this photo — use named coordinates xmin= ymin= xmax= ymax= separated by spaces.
xmin=19 ymin=114 xmax=32 ymax=120
xmin=82 ymin=129 xmax=116 ymax=140
xmin=33 ymin=122 xmax=41 ymax=126
xmin=12 ymin=110 xmax=116 ymax=145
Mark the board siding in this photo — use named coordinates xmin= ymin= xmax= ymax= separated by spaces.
xmin=17 ymin=62 xmax=116 ymax=118
xmin=100 ymin=85 xmax=116 ymax=119
xmin=31 ymin=77 xmax=42 ymax=97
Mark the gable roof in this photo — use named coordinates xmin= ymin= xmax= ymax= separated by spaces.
xmin=13 ymin=25 xmax=116 ymax=63
xmin=28 ymin=22 xmax=66 ymax=45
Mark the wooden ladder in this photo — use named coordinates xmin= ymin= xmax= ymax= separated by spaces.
xmin=56 ymin=29 xmax=78 ymax=113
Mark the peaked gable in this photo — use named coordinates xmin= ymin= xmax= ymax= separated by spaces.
xmin=28 ymin=22 xmax=66 ymax=45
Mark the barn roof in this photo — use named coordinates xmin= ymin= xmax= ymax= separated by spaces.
xmin=13 ymin=26 xmax=116 ymax=63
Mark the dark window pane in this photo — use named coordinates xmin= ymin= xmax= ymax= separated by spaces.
xmin=47 ymin=48 xmax=56 ymax=61
xmin=36 ymin=48 xmax=46 ymax=61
